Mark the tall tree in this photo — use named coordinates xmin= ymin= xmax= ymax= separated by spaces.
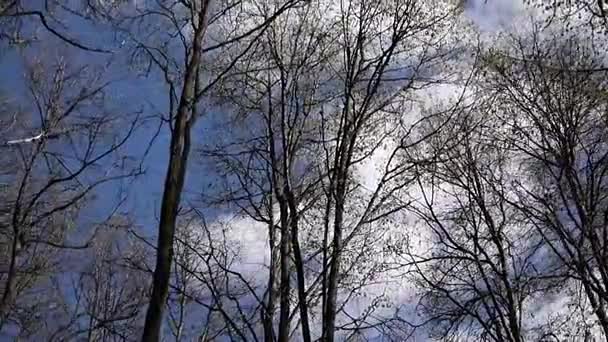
xmin=200 ymin=3 xmax=334 ymax=339
xmin=172 ymin=0 xmax=465 ymax=340
xmin=484 ymin=29 xmax=608 ymax=337
xmin=101 ymin=0 xmax=309 ymax=339
xmin=317 ymin=0 xmax=461 ymax=339
xmin=405 ymin=97 xmax=559 ymax=341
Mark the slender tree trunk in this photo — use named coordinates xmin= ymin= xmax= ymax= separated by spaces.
xmin=322 ymin=115 xmax=352 ymax=342
xmin=141 ymin=3 xmax=210 ymax=340
xmin=321 ymin=189 xmax=332 ymax=326
xmin=287 ymin=193 xmax=312 ymax=342
xmin=277 ymin=200 xmax=291 ymax=342
xmin=323 ymin=158 xmax=349 ymax=342
xmin=263 ymin=210 xmax=277 ymax=342
xmin=141 ymin=85 xmax=193 ymax=341
xmin=323 ymin=191 xmax=344 ymax=342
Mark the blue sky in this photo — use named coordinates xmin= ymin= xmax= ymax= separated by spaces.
xmin=112 ymin=0 xmax=524 ymax=234
xmin=0 ymin=0 xmax=537 ymax=340
xmin=0 ymin=0 xmax=525 ymax=252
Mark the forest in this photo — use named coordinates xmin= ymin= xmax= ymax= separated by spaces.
xmin=1 ymin=0 xmax=608 ymax=340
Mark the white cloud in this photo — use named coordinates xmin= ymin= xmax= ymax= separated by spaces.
xmin=465 ymin=0 xmax=529 ymax=32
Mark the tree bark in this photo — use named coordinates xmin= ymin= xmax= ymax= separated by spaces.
xmin=263 ymin=201 xmax=277 ymax=342
xmin=287 ymin=191 xmax=312 ymax=342
xmin=140 ymin=2 xmax=210 ymax=340
xmin=277 ymin=200 xmax=291 ymax=342
xmin=322 ymin=190 xmax=344 ymax=342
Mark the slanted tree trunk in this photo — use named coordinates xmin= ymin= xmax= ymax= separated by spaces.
xmin=141 ymin=2 xmax=210 ymax=340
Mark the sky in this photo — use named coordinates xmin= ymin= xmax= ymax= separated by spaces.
xmin=0 ymin=0 xmax=533 ymax=339
xmin=114 ymin=0 xmax=528 ymax=235
xmin=0 ymin=0 xmax=527 ymax=219
xmin=0 ymin=0 xmax=528 ymax=278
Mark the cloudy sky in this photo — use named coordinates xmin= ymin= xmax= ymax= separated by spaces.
xmin=0 ymin=0 xmax=547 ymax=339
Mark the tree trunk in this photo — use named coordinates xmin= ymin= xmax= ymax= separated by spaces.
xmin=277 ymin=200 xmax=291 ymax=342
xmin=322 ymin=113 xmax=352 ymax=342
xmin=141 ymin=88 xmax=193 ymax=342
xmin=263 ymin=211 xmax=277 ymax=342
xmin=323 ymin=200 xmax=343 ymax=342
xmin=288 ymin=193 xmax=312 ymax=342
xmin=140 ymin=3 xmax=209 ymax=340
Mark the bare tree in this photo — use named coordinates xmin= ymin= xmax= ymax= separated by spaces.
xmin=198 ymin=3 xmax=334 ymax=340
xmin=42 ymin=216 xmax=149 ymax=342
xmin=97 ymin=0 xmax=313 ymax=339
xmin=479 ymin=26 xmax=608 ymax=339
xmin=0 ymin=49 xmax=141 ymax=338
xmin=193 ymin=0 xmax=468 ymax=340
xmin=315 ymin=0 xmax=462 ymax=339
xmin=404 ymin=97 xmax=560 ymax=341
xmin=13 ymin=0 xmax=608 ymax=341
